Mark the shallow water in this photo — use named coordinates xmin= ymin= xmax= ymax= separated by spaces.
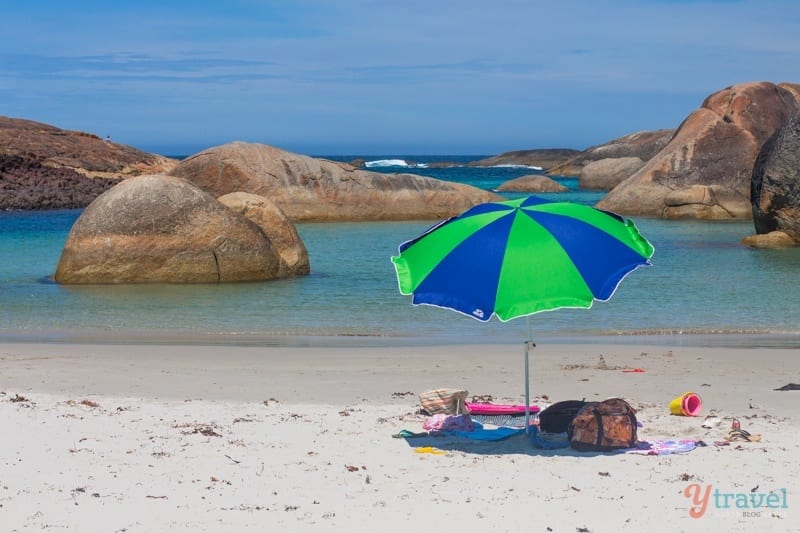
xmin=2 ymin=159 xmax=799 ymax=348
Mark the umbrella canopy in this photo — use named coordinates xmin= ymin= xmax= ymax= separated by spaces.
xmin=391 ymin=195 xmax=654 ymax=429
xmin=392 ymin=195 xmax=654 ymax=322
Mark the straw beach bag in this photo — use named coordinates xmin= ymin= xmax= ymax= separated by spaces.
xmin=419 ymin=388 xmax=470 ymax=415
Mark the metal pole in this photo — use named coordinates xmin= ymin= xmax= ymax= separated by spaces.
xmin=524 ymin=315 xmax=534 ymax=432
xmin=524 ymin=339 xmax=531 ymax=432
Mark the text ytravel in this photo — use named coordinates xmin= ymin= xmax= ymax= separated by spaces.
xmin=683 ymin=484 xmax=788 ymax=518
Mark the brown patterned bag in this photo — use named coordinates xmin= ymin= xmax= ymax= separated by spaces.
xmin=568 ymin=398 xmax=638 ymax=451
xmin=418 ymin=388 xmax=470 ymax=415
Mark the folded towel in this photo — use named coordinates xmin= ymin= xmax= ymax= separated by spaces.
xmin=466 ymin=402 xmax=540 ymax=415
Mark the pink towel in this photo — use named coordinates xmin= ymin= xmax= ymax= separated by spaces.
xmin=466 ymin=403 xmax=540 ymax=415
xmin=422 ymin=414 xmax=474 ymax=432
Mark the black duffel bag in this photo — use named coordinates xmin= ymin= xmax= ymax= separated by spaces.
xmin=538 ymin=399 xmax=592 ymax=434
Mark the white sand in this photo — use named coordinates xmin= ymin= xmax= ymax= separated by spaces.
xmin=1 ymin=342 xmax=798 ymax=532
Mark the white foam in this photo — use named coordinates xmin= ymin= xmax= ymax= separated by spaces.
xmin=481 ymin=164 xmax=544 ymax=170
xmin=365 ymin=159 xmax=410 ymax=168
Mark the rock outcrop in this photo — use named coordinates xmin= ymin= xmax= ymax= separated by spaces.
xmin=750 ymin=109 xmax=800 ymax=242
xmin=0 ymin=153 xmax=122 ymax=210
xmin=548 ymin=130 xmax=674 ymax=177
xmin=170 ymin=142 xmax=501 ymax=221
xmin=1 ymin=116 xmax=178 ymax=210
xmin=0 ymin=116 xmax=177 ymax=178
xmin=597 ymin=82 xmax=800 ymax=219
xmin=579 ymin=157 xmax=645 ymax=190
xmin=496 ymin=174 xmax=567 ymax=193
xmin=741 ymin=231 xmax=795 ymax=248
xmin=54 ymin=175 xmax=286 ymax=284
xmin=468 ymin=149 xmax=580 ymax=172
xmin=217 ymin=192 xmax=310 ymax=277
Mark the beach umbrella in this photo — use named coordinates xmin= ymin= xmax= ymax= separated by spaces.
xmin=391 ymin=195 xmax=654 ymax=429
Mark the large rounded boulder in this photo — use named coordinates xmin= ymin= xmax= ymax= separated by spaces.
xmin=54 ymin=175 xmax=284 ymax=284
xmin=169 ymin=142 xmax=501 ymax=221
xmin=496 ymin=174 xmax=567 ymax=193
xmin=598 ymin=82 xmax=800 ymax=219
xmin=750 ymin=110 xmax=800 ymax=242
xmin=217 ymin=192 xmax=310 ymax=277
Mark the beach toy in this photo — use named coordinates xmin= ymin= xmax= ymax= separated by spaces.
xmin=669 ymin=392 xmax=702 ymax=416
xmin=414 ymin=446 xmax=446 ymax=455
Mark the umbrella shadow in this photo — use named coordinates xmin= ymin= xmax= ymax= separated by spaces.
xmin=399 ymin=432 xmax=615 ymax=458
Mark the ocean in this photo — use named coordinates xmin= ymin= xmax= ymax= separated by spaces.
xmin=2 ymin=156 xmax=800 ymax=348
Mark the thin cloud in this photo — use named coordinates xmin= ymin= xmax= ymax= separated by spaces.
xmin=0 ymin=53 xmax=272 ymax=78
xmin=350 ymin=59 xmax=543 ymax=75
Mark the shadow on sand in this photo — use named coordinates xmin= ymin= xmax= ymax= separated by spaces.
xmin=397 ymin=432 xmax=617 ymax=458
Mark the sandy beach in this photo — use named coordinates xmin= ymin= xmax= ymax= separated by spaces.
xmin=1 ymin=341 xmax=798 ymax=532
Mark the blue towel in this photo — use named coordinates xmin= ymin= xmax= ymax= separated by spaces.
xmin=529 ymin=426 xmax=570 ymax=449
xmin=451 ymin=422 xmax=525 ymax=441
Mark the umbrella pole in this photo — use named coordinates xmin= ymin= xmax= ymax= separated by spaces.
xmin=524 ymin=340 xmax=531 ymax=432
xmin=524 ymin=316 xmax=535 ymax=433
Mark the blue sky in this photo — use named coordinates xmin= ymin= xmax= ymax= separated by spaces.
xmin=2 ymin=1 xmax=799 ymax=156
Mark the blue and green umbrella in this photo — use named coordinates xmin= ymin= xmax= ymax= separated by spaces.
xmin=391 ymin=195 xmax=654 ymax=428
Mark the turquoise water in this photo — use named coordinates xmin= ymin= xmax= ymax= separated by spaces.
xmin=2 ymin=158 xmax=800 ymax=347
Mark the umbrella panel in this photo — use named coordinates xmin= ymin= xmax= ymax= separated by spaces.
xmin=494 ymin=209 xmax=594 ymax=321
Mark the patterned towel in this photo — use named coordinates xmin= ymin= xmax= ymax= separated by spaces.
xmin=620 ymin=439 xmax=697 ymax=455
xmin=470 ymin=414 xmax=527 ymax=427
